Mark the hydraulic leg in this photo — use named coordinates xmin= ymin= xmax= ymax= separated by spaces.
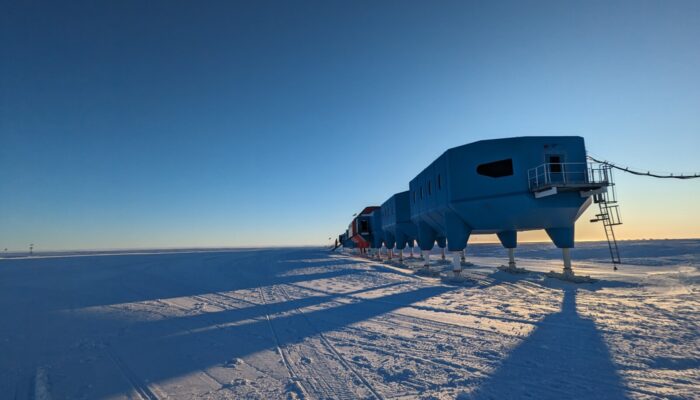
xmin=452 ymin=251 xmax=462 ymax=277
xmin=498 ymin=247 xmax=526 ymax=273
xmin=508 ymin=248 xmax=516 ymax=269
xmin=545 ymin=246 xmax=595 ymax=282
xmin=563 ymin=248 xmax=572 ymax=275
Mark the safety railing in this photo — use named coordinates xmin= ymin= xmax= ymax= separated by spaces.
xmin=528 ymin=162 xmax=611 ymax=191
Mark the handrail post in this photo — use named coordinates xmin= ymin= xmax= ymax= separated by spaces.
xmin=562 ymin=163 xmax=567 ymax=184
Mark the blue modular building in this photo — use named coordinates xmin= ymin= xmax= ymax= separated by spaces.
xmin=408 ymin=136 xmax=610 ymax=272
xmin=369 ymin=209 xmax=384 ymax=250
xmin=380 ymin=191 xmax=417 ymax=252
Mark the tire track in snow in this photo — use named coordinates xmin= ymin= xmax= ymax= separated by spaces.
xmin=257 ymin=286 xmax=308 ymax=399
xmin=112 ymin=294 xmax=243 ymax=396
xmin=262 ymin=284 xmax=359 ymax=399
xmin=105 ymin=347 xmax=163 ymax=400
xmin=277 ymin=284 xmax=384 ymax=400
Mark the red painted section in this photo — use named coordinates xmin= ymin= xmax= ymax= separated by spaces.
xmin=346 ymin=206 xmax=379 ymax=249
xmin=351 ymin=234 xmax=370 ymax=248
xmin=359 ymin=206 xmax=379 ymax=216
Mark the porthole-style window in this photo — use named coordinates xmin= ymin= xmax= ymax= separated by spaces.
xmin=476 ymin=159 xmax=513 ymax=178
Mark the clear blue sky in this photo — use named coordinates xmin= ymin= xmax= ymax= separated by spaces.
xmin=1 ymin=1 xmax=699 ymax=250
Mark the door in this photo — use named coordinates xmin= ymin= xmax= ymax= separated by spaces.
xmin=547 ymin=154 xmax=565 ymax=183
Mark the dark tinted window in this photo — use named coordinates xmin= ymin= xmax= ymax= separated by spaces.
xmin=477 ymin=159 xmax=513 ymax=178
xmin=360 ymin=220 xmax=369 ymax=233
xmin=427 ymin=181 xmax=431 ymax=195
xmin=437 ymin=174 xmax=441 ymax=190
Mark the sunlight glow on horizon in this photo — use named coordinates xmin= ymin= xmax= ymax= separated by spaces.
xmin=1 ymin=1 xmax=698 ymax=251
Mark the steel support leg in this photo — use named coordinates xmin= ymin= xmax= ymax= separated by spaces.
xmin=452 ymin=252 xmax=462 ymax=277
xmin=508 ymin=248 xmax=516 ymax=269
xmin=563 ymin=248 xmax=572 ymax=275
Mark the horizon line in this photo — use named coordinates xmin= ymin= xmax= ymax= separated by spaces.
xmin=1 ymin=237 xmax=698 ymax=256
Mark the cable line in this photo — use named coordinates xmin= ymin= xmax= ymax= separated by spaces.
xmin=587 ymin=155 xmax=700 ymax=179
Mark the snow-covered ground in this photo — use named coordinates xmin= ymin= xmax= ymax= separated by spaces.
xmin=1 ymin=240 xmax=698 ymax=399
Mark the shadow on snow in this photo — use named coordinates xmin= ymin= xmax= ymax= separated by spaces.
xmin=0 ymin=247 xmax=453 ymax=398
xmin=467 ymin=285 xmax=629 ymax=400
xmin=99 ymin=284 xmax=452 ymax=398
xmin=0 ymin=248 xmax=367 ymax=312
xmin=1 ymin=247 xmax=634 ymax=399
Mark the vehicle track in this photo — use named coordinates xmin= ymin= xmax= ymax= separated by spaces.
xmin=276 ymin=284 xmax=384 ymax=400
xmin=106 ymin=347 xmax=162 ymax=400
xmin=112 ymin=281 xmax=267 ymax=397
xmin=256 ymin=286 xmax=308 ymax=399
xmin=257 ymin=288 xmax=356 ymax=400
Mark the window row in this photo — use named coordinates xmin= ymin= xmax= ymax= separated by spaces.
xmin=382 ymin=204 xmax=395 ymax=217
xmin=412 ymin=174 xmax=442 ymax=203
xmin=410 ymin=159 xmax=514 ymax=204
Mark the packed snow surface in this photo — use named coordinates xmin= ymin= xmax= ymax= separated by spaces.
xmin=1 ymin=240 xmax=698 ymax=399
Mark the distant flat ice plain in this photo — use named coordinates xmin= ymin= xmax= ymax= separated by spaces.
xmin=1 ymin=240 xmax=698 ymax=399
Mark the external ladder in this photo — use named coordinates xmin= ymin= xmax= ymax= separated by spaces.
xmin=527 ymin=161 xmax=624 ymax=268
xmin=589 ymin=181 xmax=623 ymax=269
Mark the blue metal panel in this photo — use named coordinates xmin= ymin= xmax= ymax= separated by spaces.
xmin=409 ymin=154 xmax=451 ymax=250
xmin=369 ymin=210 xmax=384 ymax=249
xmin=380 ymin=191 xmax=418 ymax=249
xmin=409 ymin=136 xmax=592 ymax=251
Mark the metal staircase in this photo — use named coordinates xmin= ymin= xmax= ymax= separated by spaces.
xmin=527 ymin=161 xmax=623 ymax=269
xmin=589 ymin=170 xmax=622 ymax=269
